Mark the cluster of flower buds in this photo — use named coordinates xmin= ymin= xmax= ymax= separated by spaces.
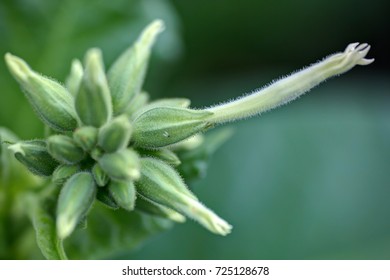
xmin=4 ymin=19 xmax=373 ymax=240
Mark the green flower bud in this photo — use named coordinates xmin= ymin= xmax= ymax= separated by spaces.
xmin=91 ymin=163 xmax=109 ymax=187
xmin=108 ymin=180 xmax=136 ymax=211
xmin=52 ymin=164 xmax=80 ymax=186
xmin=98 ymin=149 xmax=140 ymax=181
xmin=75 ymin=48 xmax=112 ymax=127
xmin=125 ymin=91 xmax=149 ymax=117
xmin=131 ymin=97 xmax=191 ymax=120
xmin=56 ymin=172 xmax=97 ymax=239
xmin=108 ymin=20 xmax=164 ymax=115
xmin=73 ymin=126 xmax=98 ymax=152
xmin=137 ymin=148 xmax=181 ymax=166
xmin=8 ymin=140 xmax=58 ymax=176
xmin=65 ymin=59 xmax=83 ymax=96
xmin=133 ymin=107 xmax=213 ymax=148
xmin=96 ymin=187 xmax=118 ymax=209
xmin=136 ymin=158 xmax=232 ymax=236
xmin=98 ymin=115 xmax=132 ymax=153
xmin=4 ymin=53 xmax=77 ymax=131
xmin=47 ymin=135 xmax=85 ymax=164
xmin=136 ymin=194 xmax=185 ymax=223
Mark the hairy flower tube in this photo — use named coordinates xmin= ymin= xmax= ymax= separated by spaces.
xmin=4 ymin=20 xmax=373 ymax=241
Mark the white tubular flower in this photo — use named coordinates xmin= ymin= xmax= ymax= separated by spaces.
xmin=206 ymin=43 xmax=374 ymax=124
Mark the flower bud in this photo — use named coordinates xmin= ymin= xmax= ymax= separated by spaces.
xmin=75 ymin=48 xmax=112 ymax=127
xmin=52 ymin=164 xmax=80 ymax=186
xmin=73 ymin=126 xmax=98 ymax=152
xmin=91 ymin=163 xmax=109 ymax=187
xmin=131 ymin=97 xmax=191 ymax=120
xmin=96 ymin=187 xmax=118 ymax=209
xmin=108 ymin=20 xmax=164 ymax=115
xmin=65 ymin=59 xmax=83 ymax=96
xmin=136 ymin=158 xmax=231 ymax=235
xmin=98 ymin=115 xmax=132 ymax=153
xmin=136 ymin=194 xmax=185 ymax=223
xmin=8 ymin=140 xmax=58 ymax=176
xmin=133 ymin=107 xmax=213 ymax=148
xmin=98 ymin=149 xmax=140 ymax=181
xmin=4 ymin=53 xmax=77 ymax=131
xmin=137 ymin=148 xmax=181 ymax=166
xmin=56 ymin=172 xmax=97 ymax=239
xmin=47 ymin=135 xmax=85 ymax=164
xmin=108 ymin=180 xmax=136 ymax=211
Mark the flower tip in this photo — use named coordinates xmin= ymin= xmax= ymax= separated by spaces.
xmin=7 ymin=142 xmax=25 ymax=156
xmin=56 ymin=215 xmax=75 ymax=240
xmin=214 ymin=219 xmax=233 ymax=236
xmin=4 ymin=53 xmax=31 ymax=81
xmin=150 ymin=19 xmax=165 ymax=33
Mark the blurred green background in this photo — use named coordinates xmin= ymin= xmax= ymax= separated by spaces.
xmin=0 ymin=0 xmax=389 ymax=259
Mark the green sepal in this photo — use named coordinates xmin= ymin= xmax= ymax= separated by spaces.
xmin=133 ymin=107 xmax=213 ymax=148
xmin=136 ymin=194 xmax=185 ymax=223
xmin=135 ymin=158 xmax=232 ymax=236
xmin=5 ymin=53 xmax=77 ymax=131
xmin=98 ymin=149 xmax=140 ymax=181
xmin=125 ymin=91 xmax=149 ymax=117
xmin=75 ymin=48 xmax=112 ymax=127
xmin=56 ymin=172 xmax=97 ymax=239
xmin=73 ymin=126 xmax=98 ymax=152
xmin=131 ymin=97 xmax=191 ymax=120
xmin=47 ymin=135 xmax=85 ymax=164
xmin=65 ymin=59 xmax=83 ymax=96
xmin=8 ymin=140 xmax=58 ymax=176
xmin=52 ymin=164 xmax=80 ymax=186
xmin=91 ymin=163 xmax=109 ymax=187
xmin=108 ymin=180 xmax=136 ymax=211
xmin=98 ymin=115 xmax=132 ymax=153
xmin=108 ymin=20 xmax=164 ymax=115
xmin=137 ymin=148 xmax=181 ymax=166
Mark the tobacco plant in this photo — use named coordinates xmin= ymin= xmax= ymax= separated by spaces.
xmin=0 ymin=20 xmax=373 ymax=259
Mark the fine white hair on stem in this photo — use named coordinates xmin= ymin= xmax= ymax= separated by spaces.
xmin=205 ymin=43 xmax=374 ymax=124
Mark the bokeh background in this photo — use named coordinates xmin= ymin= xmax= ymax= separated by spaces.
xmin=0 ymin=0 xmax=389 ymax=259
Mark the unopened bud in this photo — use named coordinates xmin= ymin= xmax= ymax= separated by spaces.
xmin=65 ymin=59 xmax=83 ymax=96
xmin=136 ymin=194 xmax=185 ymax=223
xmin=56 ymin=172 xmax=96 ymax=239
xmin=98 ymin=115 xmax=132 ymax=153
xmin=8 ymin=140 xmax=58 ymax=176
xmin=91 ymin=163 xmax=109 ymax=187
xmin=73 ymin=126 xmax=98 ymax=152
xmin=108 ymin=20 xmax=164 ymax=115
xmin=108 ymin=180 xmax=136 ymax=211
xmin=52 ymin=164 xmax=80 ymax=186
xmin=133 ymin=107 xmax=213 ymax=148
xmin=131 ymin=97 xmax=191 ymax=120
xmin=125 ymin=91 xmax=149 ymax=117
xmin=75 ymin=48 xmax=112 ymax=127
xmin=137 ymin=148 xmax=181 ymax=166
xmin=4 ymin=53 xmax=77 ymax=131
xmin=98 ymin=149 xmax=140 ymax=181
xmin=136 ymin=158 xmax=231 ymax=235
xmin=47 ymin=135 xmax=85 ymax=164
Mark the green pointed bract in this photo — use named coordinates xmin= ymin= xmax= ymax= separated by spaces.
xmin=57 ymin=172 xmax=96 ymax=239
xmin=47 ymin=135 xmax=85 ymax=164
xmin=8 ymin=140 xmax=58 ymax=176
xmin=75 ymin=48 xmax=112 ymax=127
xmin=98 ymin=115 xmax=132 ymax=153
xmin=133 ymin=107 xmax=213 ymax=148
xmin=4 ymin=53 xmax=77 ymax=131
xmin=96 ymin=187 xmax=118 ymax=209
xmin=73 ymin=126 xmax=98 ymax=152
xmin=65 ymin=59 xmax=83 ymax=96
xmin=98 ymin=149 xmax=140 ymax=181
xmin=52 ymin=164 xmax=80 ymax=186
xmin=137 ymin=148 xmax=181 ymax=166
xmin=131 ymin=97 xmax=191 ymax=120
xmin=136 ymin=158 xmax=232 ymax=235
xmin=108 ymin=20 xmax=164 ymax=115
xmin=108 ymin=180 xmax=136 ymax=211
xmin=91 ymin=163 xmax=109 ymax=187
xmin=136 ymin=194 xmax=185 ymax=223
